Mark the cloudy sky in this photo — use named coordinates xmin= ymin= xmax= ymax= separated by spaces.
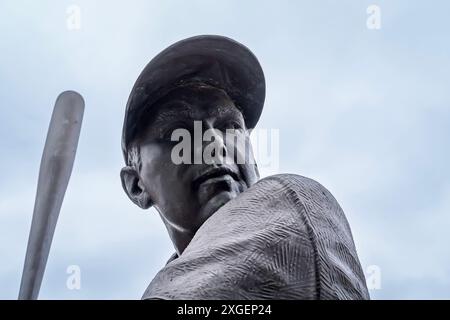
xmin=1 ymin=0 xmax=449 ymax=299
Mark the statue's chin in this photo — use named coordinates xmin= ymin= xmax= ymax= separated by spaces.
xmin=198 ymin=190 xmax=237 ymax=225
xmin=195 ymin=175 xmax=245 ymax=226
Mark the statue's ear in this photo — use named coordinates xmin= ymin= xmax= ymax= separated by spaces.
xmin=120 ymin=166 xmax=153 ymax=209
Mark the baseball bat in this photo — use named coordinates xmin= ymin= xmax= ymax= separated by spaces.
xmin=18 ymin=91 xmax=85 ymax=300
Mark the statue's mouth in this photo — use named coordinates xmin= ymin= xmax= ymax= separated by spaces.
xmin=192 ymin=166 xmax=240 ymax=190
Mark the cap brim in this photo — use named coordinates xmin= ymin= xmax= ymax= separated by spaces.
xmin=122 ymin=35 xmax=265 ymax=161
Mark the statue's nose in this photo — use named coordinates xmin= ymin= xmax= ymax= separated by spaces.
xmin=191 ymin=122 xmax=230 ymax=165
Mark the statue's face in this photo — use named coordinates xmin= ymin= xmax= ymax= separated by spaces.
xmin=129 ymin=85 xmax=258 ymax=245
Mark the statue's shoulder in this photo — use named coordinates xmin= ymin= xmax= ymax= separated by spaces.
xmin=253 ymin=173 xmax=345 ymax=224
xmin=256 ymin=173 xmax=335 ymax=201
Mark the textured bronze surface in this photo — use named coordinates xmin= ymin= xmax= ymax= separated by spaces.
xmin=143 ymin=174 xmax=369 ymax=300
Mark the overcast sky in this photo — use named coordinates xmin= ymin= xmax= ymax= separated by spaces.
xmin=1 ymin=0 xmax=449 ymax=299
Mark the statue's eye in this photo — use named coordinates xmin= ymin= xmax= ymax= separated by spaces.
xmin=161 ymin=129 xmax=173 ymax=140
xmin=222 ymin=120 xmax=242 ymax=131
xmin=160 ymin=122 xmax=191 ymax=140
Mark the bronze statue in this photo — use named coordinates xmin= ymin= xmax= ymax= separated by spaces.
xmin=120 ymin=35 xmax=369 ymax=299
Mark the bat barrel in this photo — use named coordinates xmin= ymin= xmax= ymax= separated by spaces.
xmin=19 ymin=91 xmax=84 ymax=300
